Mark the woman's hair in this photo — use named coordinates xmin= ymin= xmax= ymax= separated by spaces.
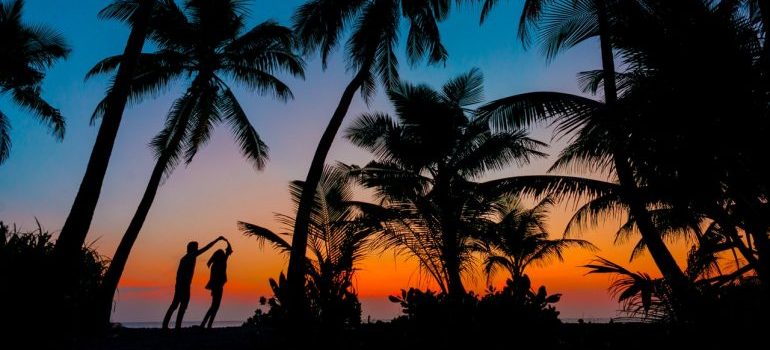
xmin=207 ymin=249 xmax=226 ymax=267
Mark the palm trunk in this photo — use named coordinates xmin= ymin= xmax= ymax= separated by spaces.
xmin=285 ymin=66 xmax=370 ymax=323
xmin=93 ymin=86 xmax=196 ymax=330
xmin=444 ymin=228 xmax=466 ymax=299
xmin=54 ymin=0 xmax=153 ymax=291
xmin=93 ymin=151 xmax=171 ymax=328
xmin=595 ymin=0 xmax=690 ymax=298
xmin=445 ymin=257 xmax=466 ymax=298
xmin=749 ymin=224 xmax=770 ymax=284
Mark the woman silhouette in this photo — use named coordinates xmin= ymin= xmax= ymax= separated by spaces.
xmin=200 ymin=238 xmax=233 ymax=328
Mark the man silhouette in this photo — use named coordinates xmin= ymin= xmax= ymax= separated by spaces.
xmin=162 ymin=236 xmax=225 ymax=329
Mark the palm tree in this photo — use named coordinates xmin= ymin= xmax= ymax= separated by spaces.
xmin=479 ymin=197 xmax=595 ymax=284
xmin=241 ymin=166 xmax=371 ymax=327
xmin=53 ymin=0 xmax=154 ymax=296
xmin=87 ymin=0 xmax=305 ymax=327
xmin=476 ymin=0 xmax=693 ymax=296
xmin=346 ymin=69 xmax=547 ymax=298
xmin=0 ymin=0 xmax=69 ymax=164
xmin=285 ymin=0 xmax=451 ymax=317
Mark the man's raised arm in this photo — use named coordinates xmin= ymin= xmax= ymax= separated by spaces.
xmin=196 ymin=236 xmax=224 ymax=256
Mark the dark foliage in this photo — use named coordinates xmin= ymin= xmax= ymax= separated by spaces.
xmin=386 ymin=274 xmax=561 ymax=347
xmin=0 ymin=221 xmax=107 ymax=342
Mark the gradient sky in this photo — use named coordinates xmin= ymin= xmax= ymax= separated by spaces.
xmin=0 ymin=0 xmax=691 ymax=323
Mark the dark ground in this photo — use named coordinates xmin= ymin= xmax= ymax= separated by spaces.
xmin=73 ymin=323 xmax=697 ymax=350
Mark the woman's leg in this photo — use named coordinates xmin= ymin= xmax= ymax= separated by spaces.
xmin=200 ymin=310 xmax=211 ymax=328
xmin=205 ymin=288 xmax=223 ymax=328
xmin=200 ymin=303 xmax=212 ymax=327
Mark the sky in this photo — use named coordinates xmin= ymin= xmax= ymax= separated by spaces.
xmin=0 ymin=0 xmax=691 ymax=323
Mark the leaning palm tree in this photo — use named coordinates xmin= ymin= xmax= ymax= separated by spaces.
xmin=53 ymin=0 xmax=154 ymax=295
xmin=285 ymin=0 xmax=451 ymax=316
xmin=479 ymin=197 xmax=595 ymax=284
xmin=346 ymin=69 xmax=547 ymax=298
xmin=87 ymin=0 xmax=305 ymax=327
xmin=476 ymin=0 xmax=693 ymax=297
xmin=241 ymin=166 xmax=371 ymax=327
xmin=0 ymin=0 xmax=69 ymax=164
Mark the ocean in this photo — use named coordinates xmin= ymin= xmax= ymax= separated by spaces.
xmin=121 ymin=317 xmax=618 ymax=328
xmin=121 ymin=321 xmax=244 ymax=329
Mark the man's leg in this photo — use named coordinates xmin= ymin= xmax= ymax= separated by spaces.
xmin=162 ymin=293 xmax=180 ymax=329
xmin=175 ymin=288 xmax=191 ymax=329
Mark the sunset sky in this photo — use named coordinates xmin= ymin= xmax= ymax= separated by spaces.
xmin=0 ymin=0 xmax=691 ymax=323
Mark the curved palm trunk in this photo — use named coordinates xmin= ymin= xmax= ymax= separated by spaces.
xmin=93 ymin=88 xmax=196 ymax=329
xmin=54 ymin=0 xmax=154 ymax=293
xmin=93 ymin=150 xmax=172 ymax=328
xmin=595 ymin=0 xmax=689 ymax=300
xmin=286 ymin=66 xmax=371 ymax=323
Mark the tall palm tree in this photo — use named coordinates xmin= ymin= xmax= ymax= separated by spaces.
xmin=285 ymin=0 xmax=451 ymax=317
xmin=87 ymin=0 xmax=305 ymax=327
xmin=241 ymin=166 xmax=371 ymax=327
xmin=479 ymin=197 xmax=595 ymax=284
xmin=476 ymin=0 xmax=692 ymax=295
xmin=0 ymin=0 xmax=69 ymax=164
xmin=346 ymin=69 xmax=547 ymax=298
xmin=53 ymin=0 xmax=154 ymax=295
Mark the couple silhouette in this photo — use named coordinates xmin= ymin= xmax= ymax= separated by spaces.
xmin=162 ymin=236 xmax=232 ymax=329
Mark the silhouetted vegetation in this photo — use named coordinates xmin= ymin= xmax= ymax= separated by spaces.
xmin=0 ymin=221 xmax=106 ymax=344
xmin=386 ymin=275 xmax=561 ymax=347
xmin=345 ymin=68 xmax=548 ymax=299
xmin=242 ymin=167 xmax=369 ymax=329
xmin=0 ymin=0 xmax=69 ymax=164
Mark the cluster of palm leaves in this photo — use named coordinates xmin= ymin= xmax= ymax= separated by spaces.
xmin=342 ymin=68 xmax=593 ymax=299
xmin=0 ymin=0 xmax=69 ymax=163
xmin=241 ymin=166 xmax=370 ymax=328
xmin=477 ymin=0 xmax=770 ymax=322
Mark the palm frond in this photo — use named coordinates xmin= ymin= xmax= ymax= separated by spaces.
xmin=478 ymin=91 xmax=601 ymax=134
xmin=441 ymin=67 xmax=484 ymax=107
xmin=218 ymin=83 xmax=268 ymax=169
xmin=0 ymin=109 xmax=10 ymax=163
xmin=292 ymin=0 xmax=367 ymax=68
xmin=346 ymin=0 xmax=401 ymax=92
xmin=402 ymin=0 xmax=449 ymax=65
xmin=479 ymin=175 xmax=618 ymax=204
xmin=182 ymin=81 xmax=220 ymax=165
xmin=149 ymin=90 xmax=196 ymax=177
xmin=10 ymin=86 xmax=64 ymax=140
xmin=239 ymin=221 xmax=292 ymax=254
xmin=536 ymin=0 xmax=598 ymax=60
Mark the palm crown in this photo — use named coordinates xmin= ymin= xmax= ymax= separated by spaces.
xmin=87 ymin=0 xmax=305 ymax=171
xmin=479 ymin=197 xmax=595 ymax=283
xmin=0 ymin=0 xmax=69 ymax=163
xmin=293 ymin=0 xmax=448 ymax=98
xmin=346 ymin=69 xmax=547 ymax=295
xmin=241 ymin=166 xmax=371 ymax=326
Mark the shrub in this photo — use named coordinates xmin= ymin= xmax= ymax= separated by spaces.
xmin=388 ymin=275 xmax=561 ymax=346
xmin=0 ymin=221 xmax=107 ymax=337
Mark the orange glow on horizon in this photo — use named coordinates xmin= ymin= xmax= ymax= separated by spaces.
xmin=113 ymin=201 xmax=692 ymax=321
